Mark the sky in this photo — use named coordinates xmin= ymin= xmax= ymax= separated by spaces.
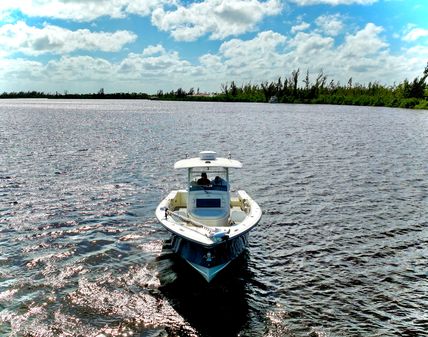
xmin=0 ymin=0 xmax=427 ymax=94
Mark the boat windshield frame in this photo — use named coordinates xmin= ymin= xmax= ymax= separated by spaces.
xmin=188 ymin=167 xmax=229 ymax=191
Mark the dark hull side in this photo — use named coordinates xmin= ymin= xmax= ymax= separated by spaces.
xmin=170 ymin=232 xmax=250 ymax=269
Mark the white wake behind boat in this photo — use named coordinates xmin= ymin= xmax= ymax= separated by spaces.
xmin=155 ymin=151 xmax=262 ymax=282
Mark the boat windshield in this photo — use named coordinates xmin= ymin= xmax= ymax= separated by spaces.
xmin=188 ymin=167 xmax=229 ymax=191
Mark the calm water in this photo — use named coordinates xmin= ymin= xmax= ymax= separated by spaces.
xmin=0 ymin=99 xmax=427 ymax=337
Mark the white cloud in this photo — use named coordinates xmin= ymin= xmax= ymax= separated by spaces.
xmin=125 ymin=0 xmax=176 ymax=16
xmin=142 ymin=44 xmax=166 ymax=56
xmin=218 ymin=31 xmax=285 ymax=79
xmin=202 ymin=22 xmax=423 ymax=87
xmin=218 ymin=31 xmax=287 ymax=79
xmin=0 ymin=58 xmax=46 ymax=82
xmin=0 ymin=1 xmax=283 ymax=42
xmin=289 ymin=31 xmax=335 ymax=55
xmin=1 ymin=22 xmax=426 ymax=94
xmin=406 ymin=45 xmax=428 ymax=59
xmin=117 ymin=47 xmax=197 ymax=80
xmin=290 ymin=0 xmax=376 ymax=5
xmin=291 ymin=22 xmax=311 ymax=33
xmin=199 ymin=54 xmax=223 ymax=68
xmin=0 ymin=21 xmax=137 ymax=56
xmin=151 ymin=0 xmax=282 ymax=41
xmin=220 ymin=30 xmax=286 ymax=58
xmin=46 ymin=56 xmax=115 ymax=81
xmin=0 ymin=45 xmax=205 ymax=92
xmin=403 ymin=27 xmax=428 ymax=42
xmin=0 ymin=0 xmax=171 ymax=22
xmin=339 ymin=23 xmax=387 ymax=58
xmin=0 ymin=1 xmax=126 ymax=22
xmin=315 ymin=14 xmax=344 ymax=36
xmin=0 ymin=56 xmax=118 ymax=92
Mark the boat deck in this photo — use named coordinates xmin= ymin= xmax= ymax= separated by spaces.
xmin=173 ymin=206 xmax=247 ymax=227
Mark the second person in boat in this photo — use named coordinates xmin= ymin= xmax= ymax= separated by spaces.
xmin=197 ymin=172 xmax=211 ymax=186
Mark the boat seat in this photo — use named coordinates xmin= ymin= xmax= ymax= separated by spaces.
xmin=189 ymin=182 xmax=227 ymax=192
xmin=230 ymin=209 xmax=247 ymax=223
xmin=191 ymin=208 xmax=228 ymax=219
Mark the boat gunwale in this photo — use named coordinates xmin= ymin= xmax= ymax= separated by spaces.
xmin=155 ymin=190 xmax=261 ymax=248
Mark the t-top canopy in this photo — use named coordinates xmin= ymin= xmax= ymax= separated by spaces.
xmin=174 ymin=151 xmax=242 ymax=169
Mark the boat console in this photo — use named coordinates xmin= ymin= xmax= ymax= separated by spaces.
xmin=187 ymin=154 xmax=231 ymax=226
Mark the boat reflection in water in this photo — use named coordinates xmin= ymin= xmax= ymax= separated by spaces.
xmin=155 ymin=151 xmax=262 ymax=282
xmin=158 ymin=243 xmax=252 ymax=337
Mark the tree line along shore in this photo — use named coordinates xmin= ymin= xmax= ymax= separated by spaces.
xmin=2 ymin=64 xmax=427 ymax=110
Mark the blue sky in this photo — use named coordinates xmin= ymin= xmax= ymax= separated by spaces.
xmin=0 ymin=0 xmax=427 ymax=94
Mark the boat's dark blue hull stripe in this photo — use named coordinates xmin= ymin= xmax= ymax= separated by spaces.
xmin=171 ymin=233 xmax=249 ymax=268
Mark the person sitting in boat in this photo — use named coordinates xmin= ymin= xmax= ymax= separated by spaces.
xmin=212 ymin=176 xmax=225 ymax=186
xmin=197 ymin=172 xmax=210 ymax=186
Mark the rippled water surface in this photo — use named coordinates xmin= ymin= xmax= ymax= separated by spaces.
xmin=1 ymin=99 xmax=427 ymax=336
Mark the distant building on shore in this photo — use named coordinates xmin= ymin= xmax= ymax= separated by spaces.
xmin=191 ymin=92 xmax=215 ymax=98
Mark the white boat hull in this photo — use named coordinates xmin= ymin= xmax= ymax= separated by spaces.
xmin=156 ymin=189 xmax=261 ymax=282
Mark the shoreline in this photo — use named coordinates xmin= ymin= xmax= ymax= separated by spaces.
xmin=1 ymin=94 xmax=427 ymax=110
xmin=2 ymin=65 xmax=427 ymax=109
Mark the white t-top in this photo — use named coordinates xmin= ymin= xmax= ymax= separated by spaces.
xmin=174 ymin=151 xmax=242 ymax=169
